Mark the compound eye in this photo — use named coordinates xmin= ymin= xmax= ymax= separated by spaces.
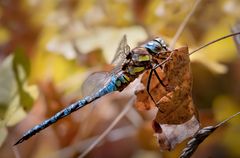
xmin=154 ymin=37 xmax=164 ymax=43
xmin=155 ymin=38 xmax=164 ymax=43
xmin=144 ymin=41 xmax=162 ymax=54
xmin=147 ymin=41 xmax=155 ymax=46
xmin=154 ymin=38 xmax=169 ymax=51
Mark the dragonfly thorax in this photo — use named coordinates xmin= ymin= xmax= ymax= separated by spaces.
xmin=128 ymin=47 xmax=153 ymax=67
xmin=122 ymin=47 xmax=152 ymax=76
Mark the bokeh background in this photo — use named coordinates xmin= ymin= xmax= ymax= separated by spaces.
xmin=0 ymin=0 xmax=240 ymax=158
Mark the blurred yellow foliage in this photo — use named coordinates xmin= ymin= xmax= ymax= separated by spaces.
xmin=212 ymin=95 xmax=240 ymax=157
xmin=0 ymin=27 xmax=10 ymax=45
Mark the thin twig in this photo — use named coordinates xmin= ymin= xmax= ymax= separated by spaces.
xmin=78 ymin=96 xmax=136 ymax=158
xmin=179 ymin=111 xmax=240 ymax=158
xmin=189 ymin=32 xmax=240 ymax=55
xmin=49 ymin=125 xmax=135 ymax=158
xmin=169 ymin=0 xmax=201 ymax=49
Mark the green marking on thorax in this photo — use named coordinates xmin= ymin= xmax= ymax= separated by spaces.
xmin=129 ymin=67 xmax=145 ymax=75
xmin=138 ymin=55 xmax=150 ymax=61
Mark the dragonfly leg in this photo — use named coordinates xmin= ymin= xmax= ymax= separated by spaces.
xmin=153 ymin=68 xmax=166 ymax=87
xmin=146 ymin=69 xmax=158 ymax=105
xmin=153 ymin=68 xmax=167 ymax=110
xmin=146 ymin=69 xmax=164 ymax=113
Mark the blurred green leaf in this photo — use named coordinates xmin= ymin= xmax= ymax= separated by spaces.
xmin=0 ymin=50 xmax=38 ymax=146
xmin=12 ymin=48 xmax=34 ymax=111
xmin=0 ymin=123 xmax=7 ymax=147
xmin=13 ymin=48 xmax=30 ymax=77
xmin=0 ymin=55 xmax=16 ymax=118
xmin=0 ymin=26 xmax=10 ymax=45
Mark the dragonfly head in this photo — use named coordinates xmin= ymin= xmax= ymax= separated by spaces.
xmin=144 ymin=37 xmax=169 ymax=56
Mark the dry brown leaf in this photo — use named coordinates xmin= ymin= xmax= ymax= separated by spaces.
xmin=135 ymin=46 xmax=200 ymax=151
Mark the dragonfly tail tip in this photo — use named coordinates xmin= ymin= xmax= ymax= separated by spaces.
xmin=13 ymin=138 xmax=24 ymax=146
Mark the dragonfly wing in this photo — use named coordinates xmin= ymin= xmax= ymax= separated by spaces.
xmin=111 ymin=35 xmax=131 ymax=66
xmin=81 ymin=72 xmax=112 ymax=97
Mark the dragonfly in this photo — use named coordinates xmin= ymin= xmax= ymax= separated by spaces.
xmin=14 ymin=35 xmax=171 ymax=145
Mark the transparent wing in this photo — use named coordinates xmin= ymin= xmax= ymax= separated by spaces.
xmin=82 ymin=35 xmax=130 ymax=97
xmin=111 ymin=35 xmax=131 ymax=66
xmin=81 ymin=72 xmax=111 ymax=97
xmin=81 ymin=65 xmax=123 ymax=97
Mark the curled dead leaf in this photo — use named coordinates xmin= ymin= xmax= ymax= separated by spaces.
xmin=154 ymin=115 xmax=199 ymax=151
xmin=135 ymin=47 xmax=200 ymax=150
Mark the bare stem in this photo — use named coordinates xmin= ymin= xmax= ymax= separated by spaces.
xmin=78 ymin=96 xmax=136 ymax=158
xmin=189 ymin=32 xmax=240 ymax=55
xmin=169 ymin=0 xmax=201 ymax=49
